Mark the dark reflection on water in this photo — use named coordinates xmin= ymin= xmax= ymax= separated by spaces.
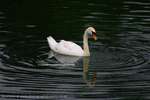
xmin=0 ymin=0 xmax=150 ymax=100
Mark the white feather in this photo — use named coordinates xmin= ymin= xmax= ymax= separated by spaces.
xmin=47 ymin=36 xmax=84 ymax=56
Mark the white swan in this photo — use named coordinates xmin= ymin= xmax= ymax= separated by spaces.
xmin=47 ymin=27 xmax=97 ymax=56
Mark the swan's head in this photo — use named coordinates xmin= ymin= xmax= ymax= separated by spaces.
xmin=85 ymin=27 xmax=97 ymax=40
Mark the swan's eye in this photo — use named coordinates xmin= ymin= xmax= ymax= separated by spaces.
xmin=92 ymin=31 xmax=97 ymax=40
xmin=92 ymin=31 xmax=96 ymax=36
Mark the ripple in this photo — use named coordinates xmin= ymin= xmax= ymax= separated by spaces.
xmin=0 ymin=16 xmax=5 ymax=19
xmin=34 ymin=43 xmax=148 ymax=76
xmin=124 ymin=1 xmax=150 ymax=6
xmin=83 ymin=16 xmax=98 ymax=19
xmin=0 ymin=42 xmax=149 ymax=99
xmin=1 ymin=41 xmax=148 ymax=74
xmin=25 ymin=25 xmax=37 ymax=28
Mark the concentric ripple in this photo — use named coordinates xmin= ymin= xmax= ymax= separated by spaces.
xmin=0 ymin=40 xmax=149 ymax=100
xmin=37 ymin=42 xmax=148 ymax=74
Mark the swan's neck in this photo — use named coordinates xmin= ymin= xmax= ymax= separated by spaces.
xmin=83 ymin=32 xmax=90 ymax=56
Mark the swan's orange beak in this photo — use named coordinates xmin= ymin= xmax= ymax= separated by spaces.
xmin=92 ymin=32 xmax=97 ymax=40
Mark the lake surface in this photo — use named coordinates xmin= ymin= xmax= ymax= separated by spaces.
xmin=0 ymin=0 xmax=150 ymax=100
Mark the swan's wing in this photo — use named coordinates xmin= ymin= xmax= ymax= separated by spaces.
xmin=54 ymin=40 xmax=84 ymax=56
xmin=60 ymin=40 xmax=82 ymax=51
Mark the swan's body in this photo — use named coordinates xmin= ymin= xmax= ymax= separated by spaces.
xmin=47 ymin=37 xmax=84 ymax=56
xmin=47 ymin=27 xmax=97 ymax=56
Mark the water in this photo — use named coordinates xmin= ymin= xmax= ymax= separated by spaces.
xmin=0 ymin=0 xmax=150 ymax=100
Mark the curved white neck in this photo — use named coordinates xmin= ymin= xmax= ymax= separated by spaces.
xmin=83 ymin=32 xmax=90 ymax=56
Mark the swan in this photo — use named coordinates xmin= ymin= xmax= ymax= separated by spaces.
xmin=47 ymin=27 xmax=97 ymax=56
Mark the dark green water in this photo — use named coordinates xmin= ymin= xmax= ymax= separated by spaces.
xmin=0 ymin=0 xmax=150 ymax=100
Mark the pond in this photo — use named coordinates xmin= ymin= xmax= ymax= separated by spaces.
xmin=0 ymin=0 xmax=150 ymax=100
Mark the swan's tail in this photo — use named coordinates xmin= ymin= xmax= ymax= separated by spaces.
xmin=47 ymin=36 xmax=57 ymax=50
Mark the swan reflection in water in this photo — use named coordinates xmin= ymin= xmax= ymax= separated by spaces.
xmin=48 ymin=51 xmax=97 ymax=87
xmin=83 ymin=57 xmax=97 ymax=87
xmin=48 ymin=51 xmax=81 ymax=64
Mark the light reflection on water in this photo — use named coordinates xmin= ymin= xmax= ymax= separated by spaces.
xmin=0 ymin=0 xmax=150 ymax=99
